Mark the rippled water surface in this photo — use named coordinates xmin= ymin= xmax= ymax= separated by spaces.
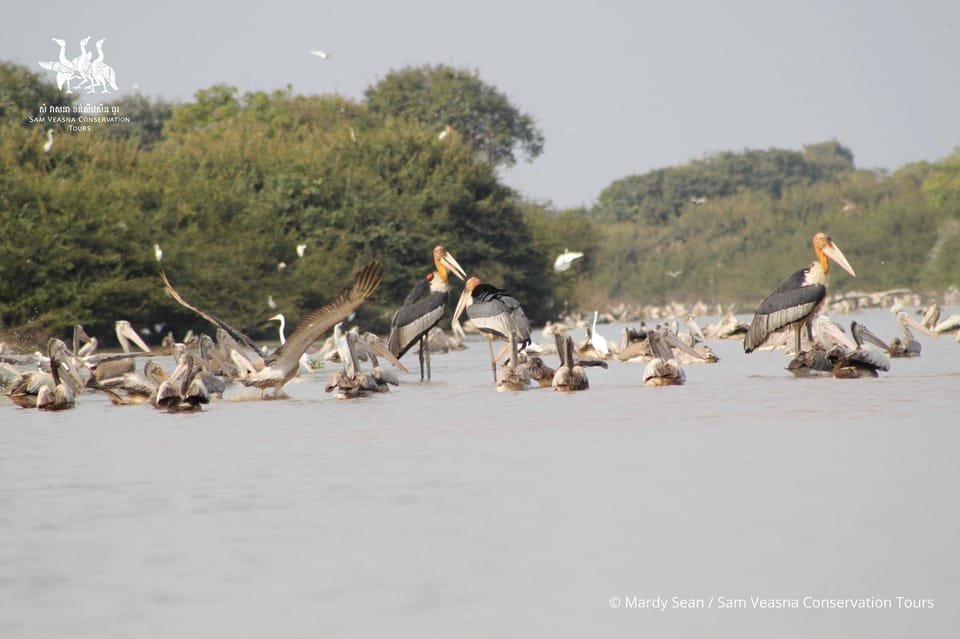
xmin=2 ymin=308 xmax=958 ymax=637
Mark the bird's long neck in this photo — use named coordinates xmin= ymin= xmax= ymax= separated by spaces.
xmin=94 ymin=42 xmax=104 ymax=63
xmin=817 ymin=249 xmax=830 ymax=275
xmin=56 ymin=42 xmax=70 ymax=65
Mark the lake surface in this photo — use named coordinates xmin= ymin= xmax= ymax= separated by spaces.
xmin=2 ymin=308 xmax=958 ymax=638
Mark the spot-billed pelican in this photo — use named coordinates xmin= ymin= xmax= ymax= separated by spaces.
xmin=552 ymin=334 xmax=589 ymax=392
xmin=744 ymin=233 xmax=856 ymax=355
xmin=7 ymin=339 xmax=82 ymax=409
xmin=453 ymin=276 xmax=531 ymax=383
xmin=388 ymin=247 xmax=466 ymax=380
xmin=888 ymin=311 xmax=937 ymax=357
xmin=154 ymin=350 xmax=209 ymax=411
xmin=245 ymin=262 xmax=383 ymax=397
xmin=643 ymin=325 xmax=704 ymax=386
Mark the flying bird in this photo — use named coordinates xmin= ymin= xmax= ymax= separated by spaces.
xmin=839 ymin=197 xmax=863 ymax=216
xmin=553 ymin=249 xmax=584 ymax=272
xmin=309 ymin=49 xmax=331 ymax=60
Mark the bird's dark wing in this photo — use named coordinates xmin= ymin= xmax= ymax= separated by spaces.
xmin=387 ymin=291 xmax=447 ymax=357
xmin=743 ymin=283 xmax=826 ymax=353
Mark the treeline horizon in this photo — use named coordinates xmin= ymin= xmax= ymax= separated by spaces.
xmin=1 ymin=60 xmax=958 ymax=350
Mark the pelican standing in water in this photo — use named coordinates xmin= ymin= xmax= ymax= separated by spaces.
xmin=744 ymin=233 xmax=856 ymax=355
xmin=388 ymin=246 xmax=466 ymax=380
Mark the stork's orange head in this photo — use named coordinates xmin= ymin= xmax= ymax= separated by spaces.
xmin=432 ymin=246 xmax=466 ymax=282
xmin=812 ymin=232 xmax=856 ymax=277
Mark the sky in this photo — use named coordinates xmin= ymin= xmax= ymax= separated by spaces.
xmin=3 ymin=0 xmax=960 ymax=209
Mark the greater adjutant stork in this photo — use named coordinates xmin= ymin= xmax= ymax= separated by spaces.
xmin=743 ymin=233 xmax=856 ymax=354
xmin=388 ymin=246 xmax=466 ymax=380
xmin=453 ymin=276 xmax=531 ymax=382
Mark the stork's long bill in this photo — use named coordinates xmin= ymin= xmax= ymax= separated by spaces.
xmin=453 ymin=276 xmax=480 ymax=324
xmin=814 ymin=233 xmax=856 ymax=278
xmin=433 ymin=246 xmax=466 ymax=283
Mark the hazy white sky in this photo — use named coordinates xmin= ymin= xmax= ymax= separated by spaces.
xmin=4 ymin=0 xmax=959 ymax=209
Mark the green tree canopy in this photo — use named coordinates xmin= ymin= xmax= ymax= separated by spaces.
xmin=365 ymin=64 xmax=544 ymax=167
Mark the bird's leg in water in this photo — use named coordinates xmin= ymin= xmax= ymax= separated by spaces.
xmin=425 ymin=339 xmax=432 ymax=380
xmin=418 ymin=337 xmax=426 ymax=381
xmin=486 ymin=336 xmax=497 ymax=384
xmin=795 ymin=325 xmax=803 ymax=356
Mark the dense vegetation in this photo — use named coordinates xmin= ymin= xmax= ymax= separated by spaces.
xmin=1 ymin=60 xmax=958 ymax=349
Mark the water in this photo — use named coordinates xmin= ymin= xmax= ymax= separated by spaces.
xmin=2 ymin=308 xmax=958 ymax=637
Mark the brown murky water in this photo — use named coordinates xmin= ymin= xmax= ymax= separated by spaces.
xmin=2 ymin=308 xmax=958 ymax=637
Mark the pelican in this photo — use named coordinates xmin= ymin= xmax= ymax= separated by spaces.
xmin=325 ymin=323 xmax=407 ymax=398
xmin=642 ymin=325 xmax=704 ymax=386
xmin=244 ymin=262 xmax=383 ymax=397
xmin=920 ymin=304 xmax=940 ymax=330
xmin=43 ymin=129 xmax=54 ymax=153
xmin=681 ymin=314 xmax=718 ymax=363
xmin=154 ymin=350 xmax=209 ymax=411
xmin=524 ymin=355 xmax=556 ymax=388
xmin=7 ymin=339 xmax=83 ymax=409
xmin=744 ymin=233 xmax=856 ymax=355
xmin=37 ymin=340 xmax=82 ymax=410
xmin=497 ymin=334 xmax=530 ymax=392
xmin=831 ymin=321 xmax=891 ymax=378
xmin=84 ymin=321 xmax=152 ymax=384
xmin=96 ymin=360 xmax=168 ymax=405
xmin=388 ymin=246 xmax=466 ymax=380
xmin=453 ymin=276 xmax=531 ymax=383
xmin=553 ymin=249 xmax=583 ymax=272
xmin=933 ymin=313 xmax=960 ymax=334
xmin=888 ymin=311 xmax=937 ymax=357
xmin=616 ymin=325 xmax=653 ymax=362
xmin=552 ymin=334 xmax=589 ymax=391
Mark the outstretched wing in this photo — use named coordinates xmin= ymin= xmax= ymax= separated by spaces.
xmin=159 ymin=271 xmax=262 ymax=355
xmin=268 ymin=262 xmax=383 ymax=367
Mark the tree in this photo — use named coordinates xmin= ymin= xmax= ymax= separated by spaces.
xmin=0 ymin=61 xmax=75 ymax=126
xmin=365 ymin=64 xmax=544 ymax=168
xmin=95 ymin=93 xmax=174 ymax=149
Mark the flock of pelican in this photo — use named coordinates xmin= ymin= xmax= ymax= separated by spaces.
xmin=3 ymin=234 xmax=959 ymax=412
